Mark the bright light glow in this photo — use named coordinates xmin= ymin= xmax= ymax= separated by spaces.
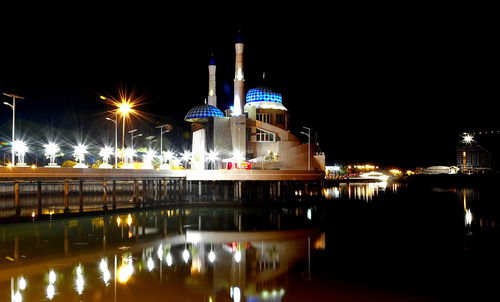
xmin=232 ymin=287 xmax=241 ymax=302
xmin=12 ymin=140 xmax=28 ymax=154
xmin=233 ymin=96 xmax=242 ymax=115
xmin=465 ymin=209 xmax=472 ymax=225
xmin=163 ymin=150 xmax=175 ymax=162
xmin=102 ymin=269 xmax=111 ymax=285
xmin=463 ymin=133 xmax=474 ymax=144
xmin=74 ymin=265 xmax=84 ymax=295
xmin=232 ymin=151 xmax=244 ymax=162
xmin=147 ymin=257 xmax=155 ymax=272
xmin=124 ymin=148 xmax=135 ymax=163
xmin=99 ymin=146 xmax=114 ymax=163
xmin=44 ymin=143 xmax=59 ymax=155
xmin=182 ymin=249 xmax=190 ymax=263
xmin=181 ymin=151 xmax=192 ymax=162
xmin=166 ymin=252 xmax=173 ymax=266
xmin=49 ymin=270 xmax=56 ymax=284
xmin=18 ymin=276 xmax=27 ymax=290
xmin=99 ymin=258 xmax=111 ymax=285
xmin=157 ymin=244 xmax=164 ymax=260
xmin=46 ymin=284 xmax=55 ymax=300
xmin=126 ymin=214 xmax=132 ymax=226
xmin=73 ymin=144 xmax=87 ymax=163
xmin=13 ymin=291 xmax=22 ymax=302
xmin=332 ymin=165 xmax=341 ymax=171
xmin=117 ymin=102 xmax=132 ymax=115
xmin=307 ymin=208 xmax=312 ymax=220
xmin=234 ymin=250 xmax=241 ymax=263
xmin=143 ymin=149 xmax=157 ymax=166
xmin=207 ymin=150 xmax=219 ymax=162
xmin=117 ymin=257 xmax=134 ymax=284
xmin=208 ymin=250 xmax=216 ymax=263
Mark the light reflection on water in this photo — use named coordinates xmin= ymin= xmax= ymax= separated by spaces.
xmin=323 ymin=181 xmax=401 ymax=201
xmin=0 ymin=207 xmax=322 ymax=301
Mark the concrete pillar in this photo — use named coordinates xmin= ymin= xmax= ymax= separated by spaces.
xmin=198 ymin=181 xmax=202 ymax=198
xmin=112 ymin=180 xmax=117 ymax=210
xmin=133 ymin=179 xmax=139 ymax=207
xmin=142 ymin=180 xmax=147 ymax=204
xmin=14 ymin=181 xmax=20 ymax=216
xmin=37 ymin=181 xmax=42 ymax=215
xmin=64 ymin=180 xmax=70 ymax=213
xmin=164 ymin=178 xmax=168 ymax=200
xmin=79 ymin=180 xmax=84 ymax=212
xmin=102 ymin=179 xmax=108 ymax=211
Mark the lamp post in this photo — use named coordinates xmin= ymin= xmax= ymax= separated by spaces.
xmin=128 ymin=129 xmax=142 ymax=162
xmin=156 ymin=124 xmax=171 ymax=159
xmin=300 ymin=126 xmax=311 ymax=171
xmin=105 ymin=115 xmax=118 ymax=168
xmin=145 ymin=136 xmax=156 ymax=149
xmin=3 ymin=93 xmax=24 ymax=164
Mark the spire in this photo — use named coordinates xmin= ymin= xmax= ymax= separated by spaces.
xmin=233 ymin=30 xmax=245 ymax=115
xmin=208 ymin=53 xmax=217 ymax=107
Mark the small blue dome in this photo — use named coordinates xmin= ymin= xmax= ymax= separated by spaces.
xmin=246 ymin=87 xmax=283 ymax=104
xmin=185 ymin=104 xmax=224 ymax=122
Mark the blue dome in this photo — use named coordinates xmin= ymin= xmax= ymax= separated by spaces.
xmin=246 ymin=87 xmax=283 ymax=104
xmin=185 ymin=104 xmax=224 ymax=122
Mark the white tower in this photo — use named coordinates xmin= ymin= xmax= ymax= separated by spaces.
xmin=233 ymin=33 xmax=245 ymax=115
xmin=208 ymin=54 xmax=217 ymax=107
xmin=230 ymin=32 xmax=247 ymax=162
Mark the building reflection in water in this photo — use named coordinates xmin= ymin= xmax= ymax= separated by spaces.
xmin=0 ymin=207 xmax=323 ymax=301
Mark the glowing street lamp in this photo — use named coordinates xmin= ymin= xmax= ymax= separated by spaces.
xmin=44 ymin=143 xmax=61 ymax=167
xmin=99 ymin=146 xmax=114 ymax=168
xmin=73 ymin=144 xmax=88 ymax=168
xmin=3 ymin=93 xmax=24 ymax=165
xmin=207 ymin=150 xmax=219 ymax=170
xmin=12 ymin=140 xmax=28 ymax=166
xmin=142 ymin=149 xmax=156 ymax=169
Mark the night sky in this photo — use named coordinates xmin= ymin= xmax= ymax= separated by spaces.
xmin=0 ymin=6 xmax=498 ymax=168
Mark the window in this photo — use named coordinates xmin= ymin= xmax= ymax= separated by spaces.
xmin=276 ymin=114 xmax=285 ymax=124
xmin=256 ymin=128 xmax=275 ymax=142
xmin=256 ymin=113 xmax=271 ymax=123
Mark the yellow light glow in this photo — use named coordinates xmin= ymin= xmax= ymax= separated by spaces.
xmin=116 ymin=217 xmax=121 ymax=226
xmin=126 ymin=214 xmax=132 ymax=226
xmin=117 ymin=102 xmax=133 ymax=115
xmin=31 ymin=164 xmax=37 ymax=169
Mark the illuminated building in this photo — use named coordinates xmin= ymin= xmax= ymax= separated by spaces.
xmin=184 ymin=34 xmax=325 ymax=170
xmin=456 ymin=140 xmax=491 ymax=173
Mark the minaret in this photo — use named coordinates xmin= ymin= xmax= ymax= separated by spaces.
xmin=208 ymin=54 xmax=217 ymax=107
xmin=233 ymin=31 xmax=245 ymax=115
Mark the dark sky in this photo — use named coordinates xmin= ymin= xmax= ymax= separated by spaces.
xmin=0 ymin=6 xmax=498 ymax=168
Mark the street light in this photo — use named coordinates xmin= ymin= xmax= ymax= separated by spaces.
xmin=300 ymin=126 xmax=311 ymax=171
xmin=3 ymin=93 xmax=25 ymax=164
xmin=105 ymin=116 xmax=118 ymax=168
xmin=145 ymin=136 xmax=156 ymax=149
xmin=101 ymin=95 xmax=134 ymax=151
xmin=128 ymin=129 xmax=142 ymax=162
xmin=156 ymin=124 xmax=171 ymax=160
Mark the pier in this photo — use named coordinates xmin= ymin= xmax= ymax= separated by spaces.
xmin=0 ymin=167 xmax=324 ymax=219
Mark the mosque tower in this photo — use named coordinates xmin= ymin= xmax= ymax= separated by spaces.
xmin=208 ymin=54 xmax=217 ymax=107
xmin=230 ymin=31 xmax=247 ymax=161
xmin=233 ymin=31 xmax=245 ymax=115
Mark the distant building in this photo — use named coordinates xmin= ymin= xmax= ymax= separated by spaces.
xmin=418 ymin=166 xmax=459 ymax=175
xmin=456 ymin=141 xmax=491 ymax=172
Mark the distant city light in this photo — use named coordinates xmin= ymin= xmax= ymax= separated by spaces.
xmin=208 ymin=250 xmax=216 ymax=263
xmin=99 ymin=146 xmax=114 ymax=164
xmin=183 ymin=249 xmax=190 ymax=263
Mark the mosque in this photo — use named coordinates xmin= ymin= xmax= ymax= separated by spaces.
xmin=184 ymin=34 xmax=325 ymax=171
